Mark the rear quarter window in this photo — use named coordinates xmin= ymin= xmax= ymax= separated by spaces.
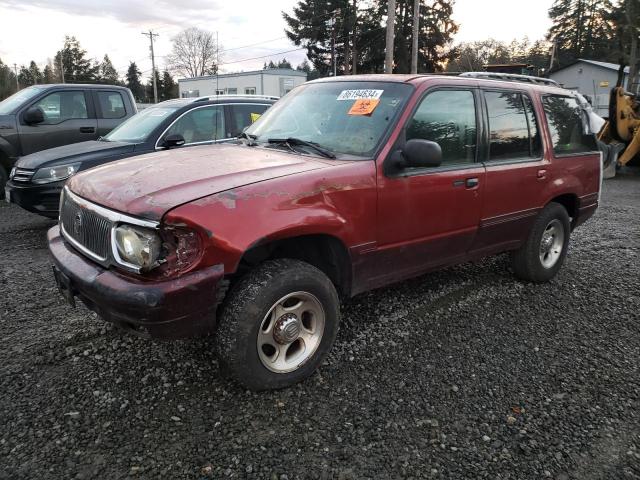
xmin=97 ymin=91 xmax=126 ymax=119
xmin=542 ymin=95 xmax=598 ymax=155
xmin=231 ymin=104 xmax=270 ymax=135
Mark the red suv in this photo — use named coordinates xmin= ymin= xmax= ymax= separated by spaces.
xmin=48 ymin=75 xmax=601 ymax=390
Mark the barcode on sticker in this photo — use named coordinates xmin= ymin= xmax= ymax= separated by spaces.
xmin=337 ymin=89 xmax=384 ymax=101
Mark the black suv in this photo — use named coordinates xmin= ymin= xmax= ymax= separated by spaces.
xmin=5 ymin=95 xmax=276 ymax=217
xmin=0 ymin=84 xmax=137 ymax=197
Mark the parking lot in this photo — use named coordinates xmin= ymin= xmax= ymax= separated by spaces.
xmin=0 ymin=172 xmax=638 ymax=479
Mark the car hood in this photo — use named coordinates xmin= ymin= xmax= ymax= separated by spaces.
xmin=67 ymin=144 xmax=332 ymax=221
xmin=15 ymin=140 xmax=137 ymax=169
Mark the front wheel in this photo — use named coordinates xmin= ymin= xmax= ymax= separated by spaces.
xmin=215 ymin=259 xmax=340 ymax=390
xmin=510 ymin=202 xmax=571 ymax=283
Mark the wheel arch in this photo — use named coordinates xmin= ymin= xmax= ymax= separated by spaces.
xmin=235 ymin=232 xmax=353 ymax=298
xmin=547 ymin=193 xmax=579 ymax=228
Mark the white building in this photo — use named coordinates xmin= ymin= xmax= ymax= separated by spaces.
xmin=178 ymin=68 xmax=307 ymax=99
xmin=549 ymin=59 xmax=631 ymax=118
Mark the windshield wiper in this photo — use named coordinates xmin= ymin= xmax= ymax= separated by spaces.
xmin=97 ymin=136 xmax=110 ymax=142
xmin=267 ymin=137 xmax=336 ymax=159
xmin=238 ymin=131 xmax=258 ymax=146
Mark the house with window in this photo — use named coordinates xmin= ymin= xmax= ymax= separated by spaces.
xmin=178 ymin=68 xmax=307 ymax=99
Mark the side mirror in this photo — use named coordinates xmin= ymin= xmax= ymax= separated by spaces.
xmin=395 ymin=139 xmax=442 ymax=169
xmin=162 ymin=134 xmax=186 ymax=148
xmin=24 ymin=106 xmax=45 ymax=125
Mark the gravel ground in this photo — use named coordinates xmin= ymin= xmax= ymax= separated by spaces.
xmin=1 ymin=172 xmax=639 ymax=480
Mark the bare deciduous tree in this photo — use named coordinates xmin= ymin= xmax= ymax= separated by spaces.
xmin=166 ymin=27 xmax=219 ymax=78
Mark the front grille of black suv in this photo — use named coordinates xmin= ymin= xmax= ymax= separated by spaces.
xmin=11 ymin=168 xmax=35 ymax=182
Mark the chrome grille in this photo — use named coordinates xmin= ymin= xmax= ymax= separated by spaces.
xmin=11 ymin=167 xmax=35 ymax=182
xmin=60 ymin=190 xmax=112 ymax=262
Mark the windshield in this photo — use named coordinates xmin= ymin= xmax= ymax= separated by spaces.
xmin=105 ymin=106 xmax=180 ymax=143
xmin=245 ymin=81 xmax=413 ymax=157
xmin=0 ymin=86 xmax=44 ymax=115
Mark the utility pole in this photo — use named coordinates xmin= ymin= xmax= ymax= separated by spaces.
xmin=326 ymin=15 xmax=337 ymax=76
xmin=13 ymin=64 xmax=18 ymax=91
xmin=351 ymin=0 xmax=357 ymax=75
xmin=59 ymin=54 xmax=65 ymax=83
xmin=548 ymin=38 xmax=557 ymax=72
xmin=142 ymin=30 xmax=159 ymax=103
xmin=216 ymin=31 xmax=219 ymax=95
xmin=411 ymin=0 xmax=420 ymax=74
xmin=385 ymin=0 xmax=396 ymax=74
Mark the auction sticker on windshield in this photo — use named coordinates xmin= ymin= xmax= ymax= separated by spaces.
xmin=337 ymin=89 xmax=384 ymax=101
xmin=348 ymin=99 xmax=380 ymax=116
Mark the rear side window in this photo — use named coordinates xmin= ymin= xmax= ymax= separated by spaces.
xmin=485 ymin=91 xmax=541 ymax=161
xmin=97 ymin=91 xmax=126 ymax=119
xmin=407 ymin=89 xmax=477 ymax=166
xmin=542 ymin=95 xmax=598 ymax=155
xmin=230 ymin=104 xmax=270 ymax=135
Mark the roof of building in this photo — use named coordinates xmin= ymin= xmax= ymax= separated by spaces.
xmin=179 ymin=68 xmax=307 ymax=83
xmin=552 ymin=59 xmax=630 ymax=74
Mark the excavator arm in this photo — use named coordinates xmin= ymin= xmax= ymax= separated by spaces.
xmin=598 ymin=86 xmax=640 ymax=167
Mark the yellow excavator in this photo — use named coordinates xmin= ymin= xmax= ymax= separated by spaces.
xmin=597 ymin=77 xmax=640 ymax=177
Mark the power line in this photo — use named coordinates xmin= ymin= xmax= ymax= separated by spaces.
xmin=219 ymin=36 xmax=288 ymax=53
xmin=217 ymin=47 xmax=306 ymax=66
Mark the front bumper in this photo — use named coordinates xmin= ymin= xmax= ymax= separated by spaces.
xmin=48 ymin=225 xmax=226 ymax=339
xmin=5 ymin=180 xmax=64 ymax=218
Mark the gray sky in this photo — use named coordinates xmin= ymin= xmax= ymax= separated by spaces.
xmin=0 ymin=0 xmax=554 ymax=78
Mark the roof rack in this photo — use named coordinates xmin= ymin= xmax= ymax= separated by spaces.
xmin=192 ymin=94 xmax=280 ymax=102
xmin=459 ymin=72 xmax=559 ymax=87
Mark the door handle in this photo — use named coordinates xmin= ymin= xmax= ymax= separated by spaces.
xmin=537 ymin=169 xmax=547 ymax=179
xmin=79 ymin=127 xmax=95 ymax=134
xmin=465 ymin=177 xmax=479 ymax=188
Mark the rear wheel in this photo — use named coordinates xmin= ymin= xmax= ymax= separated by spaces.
xmin=511 ymin=202 xmax=571 ymax=283
xmin=215 ymin=259 xmax=340 ymax=390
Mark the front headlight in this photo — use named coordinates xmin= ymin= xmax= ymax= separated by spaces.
xmin=32 ymin=163 xmax=81 ymax=184
xmin=113 ymin=224 xmax=162 ymax=271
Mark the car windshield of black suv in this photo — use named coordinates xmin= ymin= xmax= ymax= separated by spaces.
xmin=0 ymin=85 xmax=44 ymax=115
xmin=244 ymin=81 xmax=412 ymax=158
xmin=104 ymin=105 xmax=180 ymax=143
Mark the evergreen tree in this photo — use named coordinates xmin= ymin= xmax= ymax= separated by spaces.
xmin=43 ymin=63 xmax=55 ymax=83
xmin=277 ymin=58 xmax=293 ymax=69
xmin=125 ymin=62 xmax=144 ymax=101
xmin=284 ymin=0 xmax=457 ymax=75
xmin=527 ymin=40 xmax=552 ymax=75
xmin=53 ymin=36 xmax=99 ymax=83
xmin=99 ymin=54 xmax=119 ymax=84
xmin=547 ymin=0 xmax=617 ymax=67
xmin=385 ymin=0 xmax=459 ymax=73
xmin=18 ymin=65 xmax=33 ymax=87
xmin=145 ymin=70 xmax=163 ymax=103
xmin=612 ymin=0 xmax=640 ymax=92
xmin=0 ymin=58 xmax=17 ymax=99
xmin=27 ymin=61 xmax=43 ymax=84
xmin=284 ymin=0 xmax=360 ymax=76
xmin=160 ymin=70 xmax=177 ymax=100
xmin=296 ymin=59 xmax=321 ymax=80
